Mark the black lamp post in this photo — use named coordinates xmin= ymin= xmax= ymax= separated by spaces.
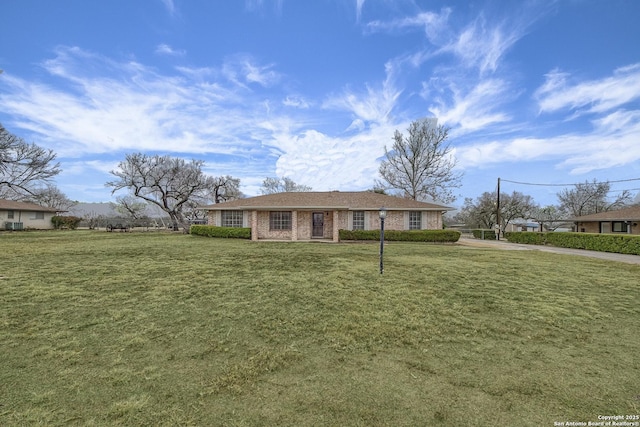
xmin=379 ymin=207 xmax=387 ymax=274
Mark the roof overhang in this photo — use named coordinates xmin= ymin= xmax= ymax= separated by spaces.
xmin=203 ymin=206 xmax=451 ymax=211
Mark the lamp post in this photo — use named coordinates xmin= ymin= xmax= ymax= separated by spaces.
xmin=379 ymin=207 xmax=387 ymax=274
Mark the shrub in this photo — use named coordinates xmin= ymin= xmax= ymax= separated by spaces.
xmin=339 ymin=229 xmax=460 ymax=243
xmin=472 ymin=229 xmax=496 ymax=240
xmin=504 ymin=231 xmax=640 ymax=255
xmin=190 ymin=225 xmax=251 ymax=239
xmin=51 ymin=215 xmax=83 ymax=230
xmin=504 ymin=231 xmax=547 ymax=245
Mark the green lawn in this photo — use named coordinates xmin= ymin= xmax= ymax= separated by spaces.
xmin=1 ymin=231 xmax=639 ymax=426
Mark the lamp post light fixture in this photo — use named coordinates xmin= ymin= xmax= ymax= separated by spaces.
xmin=379 ymin=207 xmax=387 ymax=274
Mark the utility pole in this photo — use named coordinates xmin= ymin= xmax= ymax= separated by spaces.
xmin=496 ymin=177 xmax=501 ymax=240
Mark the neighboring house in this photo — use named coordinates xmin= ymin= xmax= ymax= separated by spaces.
xmin=507 ymin=221 xmax=541 ymax=232
xmin=202 ymin=191 xmax=454 ymax=242
xmin=573 ymin=205 xmax=640 ymax=235
xmin=0 ymin=199 xmax=59 ymax=230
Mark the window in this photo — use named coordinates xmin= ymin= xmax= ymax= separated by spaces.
xmin=221 ymin=210 xmax=243 ymax=227
xmin=352 ymin=211 xmax=364 ymax=230
xmin=7 ymin=210 xmax=14 ymax=219
xmin=612 ymin=221 xmax=628 ymax=233
xmin=34 ymin=212 xmax=44 ymax=220
xmin=409 ymin=211 xmax=422 ymax=230
xmin=270 ymin=211 xmax=292 ymax=230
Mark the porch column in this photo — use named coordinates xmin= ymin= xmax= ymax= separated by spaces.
xmin=251 ymin=210 xmax=258 ymax=241
xmin=333 ymin=210 xmax=339 ymax=242
xmin=291 ymin=210 xmax=298 ymax=241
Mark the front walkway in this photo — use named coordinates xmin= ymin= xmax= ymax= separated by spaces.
xmin=457 ymin=237 xmax=640 ymax=265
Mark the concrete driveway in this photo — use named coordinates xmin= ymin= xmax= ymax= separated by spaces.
xmin=457 ymin=237 xmax=640 ymax=265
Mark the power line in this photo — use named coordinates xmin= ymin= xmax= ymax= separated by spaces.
xmin=607 ymin=187 xmax=640 ymax=194
xmin=500 ymin=177 xmax=640 ymax=187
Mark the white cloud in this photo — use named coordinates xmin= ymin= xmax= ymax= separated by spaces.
xmin=160 ymin=0 xmax=176 ymax=16
xmin=456 ymin=109 xmax=640 ymax=175
xmin=428 ymin=78 xmax=513 ymax=132
xmin=356 ymin=0 xmax=365 ymax=22
xmin=0 ymin=47 xmax=279 ymax=159
xmin=363 ymin=4 xmax=536 ymax=138
xmin=322 ymin=62 xmax=402 ymax=126
xmin=0 ymin=20 xmax=532 ymax=202
xmin=365 ymin=7 xmax=532 ymax=75
xmin=282 ymin=95 xmax=310 ymax=109
xmin=536 ymin=63 xmax=640 ymax=115
xmin=271 ymin=124 xmax=398 ymax=191
xmin=221 ymin=54 xmax=281 ymax=88
xmin=365 ymin=9 xmax=451 ymax=44
xmin=155 ymin=44 xmax=186 ymax=56
xmin=441 ymin=16 xmax=522 ymax=74
xmin=346 ymin=118 xmax=365 ymax=132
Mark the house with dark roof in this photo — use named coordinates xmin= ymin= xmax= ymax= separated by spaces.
xmin=202 ymin=191 xmax=454 ymax=242
xmin=0 ymin=199 xmax=59 ymax=230
xmin=573 ymin=205 xmax=640 ymax=235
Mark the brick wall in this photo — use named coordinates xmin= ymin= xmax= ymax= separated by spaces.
xmin=425 ymin=211 xmax=443 ymax=229
xmin=577 ymin=221 xmax=640 ymax=235
xmin=255 ymin=211 xmax=291 ymax=240
xmin=209 ymin=208 xmax=444 ymax=241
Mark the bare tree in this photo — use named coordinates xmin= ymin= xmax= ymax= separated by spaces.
xmin=207 ymin=175 xmax=242 ymax=203
xmin=112 ymin=195 xmax=148 ymax=221
xmin=558 ymin=179 xmax=631 ymax=217
xmin=106 ymin=153 xmax=211 ymax=231
xmin=454 ymin=190 xmax=537 ymax=234
xmin=180 ymin=175 xmax=243 ymax=223
xmin=532 ymin=205 xmax=567 ymax=231
xmin=499 ymin=191 xmax=537 ymax=235
xmin=83 ymin=211 xmax=105 ymax=230
xmin=260 ymin=177 xmax=312 ymax=194
xmin=454 ymin=193 xmax=498 ymax=229
xmin=29 ymin=184 xmax=76 ymax=211
xmin=1 ymin=124 xmax=61 ymax=200
xmin=377 ymin=118 xmax=462 ymax=204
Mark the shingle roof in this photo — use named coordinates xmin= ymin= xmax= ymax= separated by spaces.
xmin=203 ymin=191 xmax=453 ymax=211
xmin=0 ymin=199 xmax=58 ymax=212
xmin=572 ymin=205 xmax=640 ymax=221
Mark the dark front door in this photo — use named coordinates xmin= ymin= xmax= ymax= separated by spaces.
xmin=312 ymin=212 xmax=324 ymax=238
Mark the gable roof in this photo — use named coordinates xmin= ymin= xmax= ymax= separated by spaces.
xmin=572 ymin=205 xmax=640 ymax=221
xmin=203 ymin=191 xmax=454 ymax=211
xmin=0 ymin=199 xmax=58 ymax=212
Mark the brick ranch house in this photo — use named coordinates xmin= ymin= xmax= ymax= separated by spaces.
xmin=0 ymin=199 xmax=59 ymax=230
xmin=573 ymin=205 xmax=640 ymax=235
xmin=202 ymin=191 xmax=454 ymax=242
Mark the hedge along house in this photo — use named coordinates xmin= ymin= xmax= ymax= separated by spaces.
xmin=202 ymin=191 xmax=454 ymax=242
xmin=0 ymin=199 xmax=59 ymax=230
xmin=572 ymin=205 xmax=640 ymax=235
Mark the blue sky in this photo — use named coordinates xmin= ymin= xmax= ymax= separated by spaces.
xmin=1 ymin=0 xmax=640 ymax=207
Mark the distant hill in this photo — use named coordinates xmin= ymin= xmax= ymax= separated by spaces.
xmin=68 ymin=202 xmax=167 ymax=219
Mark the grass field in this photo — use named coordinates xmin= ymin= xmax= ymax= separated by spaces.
xmin=1 ymin=231 xmax=639 ymax=426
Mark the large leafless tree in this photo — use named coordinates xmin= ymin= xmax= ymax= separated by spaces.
xmin=29 ymin=184 xmax=76 ymax=211
xmin=455 ymin=190 xmax=537 ymax=234
xmin=498 ymin=191 xmax=537 ymax=234
xmin=182 ymin=175 xmax=243 ymax=222
xmin=557 ymin=180 xmax=632 ymax=217
xmin=0 ymin=124 xmax=61 ymax=200
xmin=208 ymin=175 xmax=242 ymax=203
xmin=260 ymin=177 xmax=311 ymax=194
xmin=557 ymin=180 xmax=631 ymax=217
xmin=454 ymin=192 xmax=498 ymax=229
xmin=378 ymin=118 xmax=462 ymax=204
xmin=107 ymin=154 xmax=207 ymax=230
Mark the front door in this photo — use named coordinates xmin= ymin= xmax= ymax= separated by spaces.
xmin=312 ymin=212 xmax=324 ymax=238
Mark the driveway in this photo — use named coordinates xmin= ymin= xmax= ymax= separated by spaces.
xmin=457 ymin=237 xmax=640 ymax=265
